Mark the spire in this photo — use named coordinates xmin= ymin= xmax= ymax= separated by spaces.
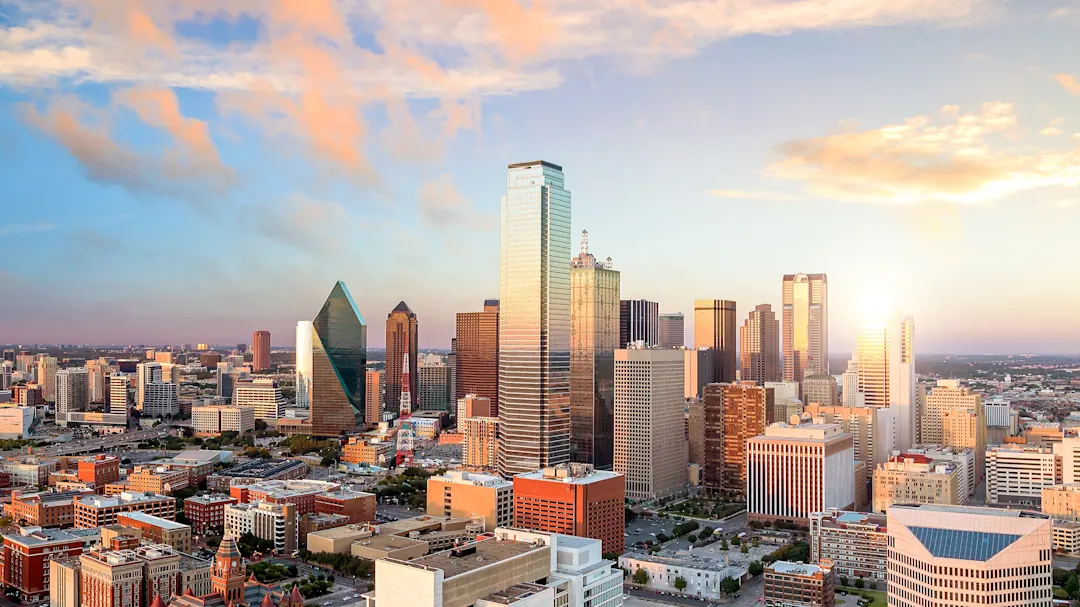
xmin=261 ymin=593 xmax=276 ymax=607
xmin=249 ymin=573 xmax=258 ymax=583
xmin=390 ymin=301 xmax=414 ymax=315
xmin=399 ymin=352 xmax=412 ymax=416
xmin=215 ymin=534 xmax=242 ymax=560
xmin=580 ymin=229 xmax=589 ymax=256
xmin=151 ymin=595 xmax=166 ymax=607
xmin=290 ymin=587 xmax=304 ymax=603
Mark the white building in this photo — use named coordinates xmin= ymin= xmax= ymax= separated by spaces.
xmin=890 ymin=315 xmax=917 ymax=452
xmin=841 ymin=357 xmax=860 ymax=407
xmin=136 ymin=362 xmax=162 ymax=408
xmin=886 ymin=504 xmax=1052 ymax=607
xmin=614 ymin=348 xmax=686 ymax=501
xmin=233 ymin=379 xmax=285 ymax=420
xmin=986 ymin=444 xmax=1058 ymax=507
xmin=618 ymin=552 xmax=749 ymax=600
xmin=418 ymin=359 xmax=451 ymax=411
xmin=295 ymin=321 xmax=313 ymax=408
xmin=192 ymin=405 xmax=255 ymax=436
xmin=108 ymin=374 xmax=130 ymax=414
xmin=1054 ymin=437 xmax=1080 ymax=484
xmin=747 ymin=420 xmax=855 ymax=523
xmin=55 ymin=368 xmax=89 ymax=419
xmin=143 ymin=382 xmax=180 ymax=418
xmin=0 ymin=407 xmax=35 ymax=439
xmin=224 ymin=501 xmax=297 ymax=552
xmin=985 ymin=398 xmax=1014 ymax=429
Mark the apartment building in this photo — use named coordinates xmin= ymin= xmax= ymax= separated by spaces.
xmin=809 ymin=510 xmax=888 ymax=588
xmin=426 ymin=470 xmax=513 ymax=532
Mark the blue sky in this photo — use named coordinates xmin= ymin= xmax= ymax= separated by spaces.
xmin=1 ymin=0 xmax=1079 ymax=353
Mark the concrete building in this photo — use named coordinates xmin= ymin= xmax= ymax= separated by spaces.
xmin=1052 ymin=519 xmax=1080 ymax=556
xmin=687 ymin=400 xmax=704 ymax=466
xmin=614 ymin=348 xmax=685 ymax=501
xmin=694 ymin=299 xmax=737 ymax=383
xmin=307 ymin=525 xmax=373 ymax=555
xmin=801 ymin=375 xmax=838 ymax=406
xmin=781 ymin=273 xmax=828 ymax=383
xmin=986 ymin=444 xmax=1058 ymax=507
xmin=116 ymin=511 xmax=192 ymax=553
xmin=426 ymin=470 xmax=513 ymax=532
xmin=364 ymin=369 xmax=382 ymax=425
xmin=658 ymin=313 xmax=684 ymax=348
xmin=192 ymin=404 xmax=255 ymax=436
xmin=3 ymin=455 xmax=58 ymax=487
xmin=809 ymin=510 xmax=888 ymax=588
xmin=721 ymin=382 xmax=774 ymax=493
xmin=763 ymin=561 xmax=835 ymax=607
xmin=38 ymin=357 xmax=57 ymax=404
xmin=74 ymin=492 xmax=176 ymax=528
xmin=0 ymin=407 xmax=34 ymax=439
xmin=342 ymin=429 xmax=397 ymax=468
xmin=107 ymin=374 xmax=129 ymax=414
xmin=1054 ymin=437 xmax=1080 ymax=484
xmin=513 ymin=464 xmax=624 ymax=554
xmin=886 ymin=504 xmax=1052 ymax=607
xmin=872 ymin=454 xmax=963 ymax=513
xmin=740 ymin=304 xmax=780 ymax=383
xmin=617 ymin=552 xmax=748 ymax=600
xmin=921 ymin=380 xmax=985 ymax=479
xmin=55 ymin=367 xmax=89 ymax=420
xmin=941 ymin=408 xmax=986 ymax=483
xmin=683 ymin=349 xmax=714 ymax=400
xmin=747 ymin=421 xmax=855 ymax=524
xmin=418 ymin=358 xmax=451 ymax=412
xmin=233 ymin=379 xmax=285 ymax=421
xmin=803 ymin=403 xmax=896 ymax=469
xmin=142 ymin=381 xmax=179 ymax=418
xmin=127 ymin=466 xmax=190 ymax=494
xmin=6 ymin=490 xmax=91 ymax=527
xmin=462 ymin=416 xmax=500 ymax=470
xmin=900 ymin=445 xmax=977 ymax=498
xmin=224 ymin=502 xmax=297 ymax=553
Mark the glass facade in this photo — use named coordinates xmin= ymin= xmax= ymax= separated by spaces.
xmin=295 ymin=321 xmax=313 ymax=408
xmin=498 ymin=161 xmax=572 ymax=477
xmin=385 ymin=301 xmax=418 ymax=414
xmin=310 ymin=281 xmax=367 ymax=436
xmin=693 ymin=299 xmax=737 ymax=383
xmin=782 ymin=273 xmax=829 ymax=382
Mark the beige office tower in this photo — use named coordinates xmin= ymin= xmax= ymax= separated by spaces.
xmin=886 ymin=505 xmax=1052 ymax=607
xmin=86 ymin=360 xmax=107 ymax=404
xmin=38 ymin=356 xmax=57 ymax=403
xmin=942 ymin=408 xmax=987 ymax=482
xmin=463 ymin=416 xmax=500 ymax=471
xmin=569 ymin=230 xmax=620 ymax=470
xmin=683 ymin=348 xmax=714 ymax=399
xmin=739 ymin=304 xmax=780 ymax=383
xmin=614 ymin=348 xmax=686 ymax=501
xmin=856 ymin=324 xmax=889 ymax=408
xmin=804 ymin=403 xmax=896 ymax=470
xmin=891 ymin=315 xmax=917 ymax=451
xmin=873 ymin=454 xmax=964 ymax=512
xmin=693 ymin=299 xmax=737 ymax=383
xmin=365 ymin=370 xmax=382 ymax=425
xmin=782 ymin=273 xmax=828 ymax=383
xmin=658 ymin=313 xmax=685 ymax=348
xmin=923 ymin=379 xmax=985 ymax=479
xmin=802 ymin=375 xmax=838 ymax=406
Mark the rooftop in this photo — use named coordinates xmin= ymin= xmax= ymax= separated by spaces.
xmin=407 ymin=539 xmax=546 ymax=579
xmin=3 ymin=527 xmax=86 ymax=547
xmin=215 ymin=459 xmax=307 ymax=479
xmin=892 ymin=504 xmax=1050 ymax=519
xmin=619 ymin=551 xmax=749 ymax=577
xmin=117 ymin=511 xmax=189 ymax=530
xmin=245 ymin=479 xmax=340 ymax=498
xmin=185 ymin=493 xmax=237 ymax=505
xmin=377 ymin=515 xmax=473 ymax=537
xmin=308 ymin=525 xmax=373 ymax=541
xmin=352 ymin=534 xmax=426 ymax=553
xmin=516 ymin=463 xmax=621 ymax=485
xmin=78 ymin=491 xmax=173 ymax=508
xmin=432 ymin=470 xmax=512 ymax=489
xmin=479 ymin=583 xmax=550 ymax=605
xmin=770 ymin=561 xmax=827 ymax=576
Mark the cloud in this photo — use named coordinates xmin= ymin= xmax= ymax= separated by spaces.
xmin=769 ymin=102 xmax=1080 ymax=205
xmin=0 ymin=222 xmax=56 ymax=237
xmin=1057 ymin=73 xmax=1080 ymax=95
xmin=417 ymin=173 xmax=495 ymax=230
xmin=706 ymin=188 xmax=802 ymax=201
xmin=1042 ymin=126 xmax=1064 ymax=137
xmin=255 ymin=194 xmax=352 ymax=254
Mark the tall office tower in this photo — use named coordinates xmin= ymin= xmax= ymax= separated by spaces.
xmin=688 ymin=400 xmax=705 ymax=465
xmin=154 ymin=351 xmax=174 ymax=364
xmin=694 ymin=300 xmax=737 ymax=382
xmin=497 ymin=160 xmax=572 ymax=477
xmin=418 ymin=357 xmax=451 ymax=411
xmin=85 ymin=360 xmax=107 ymax=403
xmin=233 ymin=379 xmax=286 ymax=420
xmin=107 ymin=374 xmax=129 ymax=414
xmin=236 ymin=343 xmax=248 ymax=353
xmin=804 ymin=403 xmax=897 ymax=469
xmin=37 ymin=357 xmax=57 ymax=403
xmin=723 ymin=382 xmax=775 ymax=494
xmin=16 ymin=352 xmax=34 ymax=374
xmin=658 ymin=313 xmax=685 ymax=348
xmin=448 ymin=339 xmax=456 ymax=410
xmin=746 ymin=420 xmax=855 ymax=524
xmin=570 ymin=230 xmax=620 ymax=469
xmin=856 ymin=323 xmax=889 ymax=408
xmin=55 ymin=367 xmax=89 ymax=418
xmin=385 ymin=301 xmax=418 ymax=413
xmin=365 ymin=370 xmax=382 ymax=425
xmin=310 ymin=280 xmax=367 ymax=436
xmin=252 ymin=330 xmax=270 ymax=372
xmin=618 ymin=299 xmax=658 ymax=348
xmin=701 ymin=384 xmax=726 ymax=491
xmin=890 ymin=314 xmax=917 ymax=451
xmin=922 ymin=379 xmax=981 ymax=447
xmin=0 ymin=361 xmax=11 ymax=391
xmin=886 ymin=504 xmax=1052 ymax=607
xmin=841 ymin=357 xmax=860 ymax=406
xmin=684 ymin=348 xmax=715 ymax=400
xmin=739 ymin=304 xmax=780 ymax=383
xmin=802 ymin=375 xmax=838 ymax=406
xmin=143 ymin=382 xmax=179 ymax=417
xmin=782 ymin=273 xmax=828 ymax=382
xmin=943 ymin=409 xmax=987 ymax=482
xmin=455 ymin=300 xmax=500 ymax=406
xmin=614 ymin=348 xmax=685 ymax=501
xmin=295 ymin=320 xmax=313 ymax=408
xmin=136 ymin=362 xmax=163 ymax=409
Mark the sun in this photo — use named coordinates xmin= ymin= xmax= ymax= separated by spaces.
xmin=858 ymin=287 xmax=895 ymax=325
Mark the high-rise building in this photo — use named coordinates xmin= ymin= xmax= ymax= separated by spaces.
xmin=614 ymin=348 xmax=685 ymax=501
xmin=722 ymin=382 xmax=774 ymax=493
xmin=746 ymin=420 xmax=854 ymax=524
xmin=923 ymin=379 xmax=985 ymax=480
xmin=426 ymin=470 xmax=514 ymax=532
xmin=2 ymin=350 xmax=13 ymax=363
xmin=310 ymin=281 xmax=367 ymax=436
xmin=455 ymin=300 xmax=499 ymax=406
xmin=1054 ymin=437 xmax=1080 ymax=484
xmin=855 ymin=323 xmax=889 ymax=408
xmin=38 ymin=357 xmax=57 ymax=404
xmin=688 ymin=400 xmax=705 ymax=465
xmin=802 ymin=375 xmax=838 ymax=406
xmin=252 ymin=330 xmax=270 ymax=372
xmin=658 ymin=313 xmax=684 ymax=348
xmin=295 ymin=320 xmax=313 ymax=408
xmin=804 ymin=403 xmax=897 ymax=471
xmin=233 ymin=379 xmax=285 ymax=420
xmin=942 ymin=408 xmax=986 ymax=481
xmin=739 ymin=304 xmax=780 ymax=383
xmin=462 ymin=416 xmax=500 ymax=470
xmin=143 ymin=382 xmax=179 ymax=418
xmin=618 ymin=299 xmax=658 ymax=348
xmin=364 ymin=370 xmax=382 ymax=425
xmin=570 ymin=230 xmax=619 ymax=469
xmin=986 ymin=444 xmax=1057 ymax=507
xmin=55 ymin=368 xmax=89 ymax=419
xmin=701 ymin=384 xmax=726 ymax=491
xmin=85 ymin=360 xmax=107 ymax=404
xmin=417 ymin=357 xmax=451 ymax=411
xmin=782 ymin=273 xmax=828 ymax=382
xmin=0 ymin=360 xmax=11 ymax=391
xmin=1042 ymin=484 xmax=1080 ymax=521
xmin=694 ymin=300 xmax=737 ymax=382
xmin=891 ymin=315 xmax=917 ymax=451
xmin=385 ymin=301 xmax=418 ymax=412
xmin=684 ymin=348 xmax=715 ymax=399
xmin=498 ymin=160 xmax=572 ymax=477
xmin=136 ymin=362 xmax=162 ymax=409
xmin=841 ymin=356 xmax=860 ymax=406
xmin=872 ymin=454 xmax=964 ymax=513
xmin=513 ymin=463 xmax=624 ymax=554
xmin=886 ymin=504 xmax=1052 ymax=607
xmin=107 ymin=375 xmax=129 ymax=414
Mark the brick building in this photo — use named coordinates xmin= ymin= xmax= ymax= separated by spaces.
xmin=6 ymin=489 xmax=94 ymax=528
xmin=74 ymin=492 xmax=176 ymax=528
xmin=77 ymin=456 xmax=121 ymax=488
xmin=314 ymin=491 xmax=376 ymax=524
xmin=230 ymin=480 xmax=340 ymax=516
xmin=513 ymin=464 xmax=625 ymax=554
xmin=0 ymin=527 xmax=86 ymax=603
xmin=764 ymin=561 xmax=836 ymax=607
xmin=183 ymin=494 xmax=237 ymax=535
xmin=127 ymin=467 xmax=191 ymax=495
xmin=117 ymin=512 xmax=193 ymax=553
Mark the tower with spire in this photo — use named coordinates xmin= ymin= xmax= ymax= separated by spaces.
xmin=211 ymin=535 xmax=246 ymax=604
xmin=399 ymin=352 xmax=412 ymax=415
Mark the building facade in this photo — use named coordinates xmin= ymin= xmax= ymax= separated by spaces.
xmin=385 ymin=301 xmax=419 ymax=412
xmin=855 ymin=324 xmax=889 ymax=409
xmin=454 ymin=300 xmax=499 ymax=405
xmin=462 ymin=416 xmax=499 ymax=471
xmin=809 ymin=510 xmax=888 ymax=588
xmin=657 ymin=313 xmax=684 ymax=349
xmin=309 ymin=281 xmax=367 ymax=436
xmin=722 ymin=382 xmax=774 ymax=493
xmin=693 ymin=300 xmax=737 ymax=383
xmin=513 ymin=464 xmax=624 ymax=554
xmin=740 ymin=304 xmax=780 ymax=383
xmin=618 ymin=300 xmax=658 ymax=348
xmin=781 ymin=273 xmax=828 ymax=382
xmin=802 ymin=376 xmax=838 ymax=406
xmin=986 ymin=444 xmax=1058 ymax=507
xmin=233 ymin=380 xmax=285 ymax=421
xmin=872 ymin=454 xmax=963 ymax=513
xmin=763 ymin=561 xmax=835 ymax=607
xmin=426 ymin=471 xmax=513 ymax=532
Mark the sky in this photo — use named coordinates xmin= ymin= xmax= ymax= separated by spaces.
xmin=1 ymin=0 xmax=1079 ymax=354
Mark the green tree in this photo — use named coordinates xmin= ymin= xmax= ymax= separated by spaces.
xmin=633 ymin=568 xmax=649 ymax=586
xmin=869 ymin=581 xmax=878 ymax=591
xmin=686 ymin=533 xmax=697 ymax=543
xmin=839 ymin=576 xmax=849 ymax=587
xmin=720 ymin=576 xmax=740 ymax=596
xmin=752 ymin=537 xmax=759 ymax=548
xmin=740 ymin=543 xmax=749 ymax=554
xmin=719 ymin=539 xmax=729 ymax=551
xmin=673 ymin=576 xmax=687 ymax=592
xmin=1067 ymin=573 xmax=1079 ymax=599
xmin=854 ymin=578 xmax=865 ymax=589
xmin=748 ymin=561 xmax=764 ymax=578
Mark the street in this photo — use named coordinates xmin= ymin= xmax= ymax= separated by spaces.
xmin=625 ymin=577 xmax=764 ymax=607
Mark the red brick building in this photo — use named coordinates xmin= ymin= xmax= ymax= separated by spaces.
xmin=513 ymin=463 xmax=625 ymax=554
xmin=183 ymin=494 xmax=237 ymax=535
xmin=77 ymin=455 xmax=121 ymax=488
xmin=231 ymin=480 xmax=340 ymax=517
xmin=0 ymin=527 xmax=85 ymax=603
xmin=6 ymin=489 xmax=94 ymax=528
xmin=314 ymin=491 xmax=376 ymax=524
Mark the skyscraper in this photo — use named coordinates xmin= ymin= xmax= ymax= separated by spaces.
xmin=856 ymin=323 xmax=890 ymax=408
xmin=37 ymin=357 xmax=57 ymax=404
xmin=619 ymin=299 xmax=658 ymax=348
xmin=365 ymin=369 xmax=382 ymax=425
xmin=55 ymin=367 xmax=89 ymax=419
xmin=498 ymin=160 xmax=572 ymax=477
xmin=252 ymin=330 xmax=270 ymax=372
xmin=310 ymin=281 xmax=367 ymax=436
xmin=570 ymin=230 xmax=620 ymax=469
xmin=658 ymin=313 xmax=685 ymax=348
xmin=782 ymin=273 xmax=829 ymax=382
xmin=136 ymin=362 xmax=162 ymax=409
xmin=694 ymin=300 xmax=737 ymax=382
xmin=295 ymin=321 xmax=313 ymax=408
xmin=455 ymin=300 xmax=499 ymax=407
xmin=723 ymin=382 xmax=775 ymax=493
xmin=891 ymin=315 xmax=917 ymax=451
xmin=739 ymin=303 xmax=780 ymax=383
xmin=385 ymin=301 xmax=418 ymax=412
xmin=107 ymin=374 xmax=129 ymax=414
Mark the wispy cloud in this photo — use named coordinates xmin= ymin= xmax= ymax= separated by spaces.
xmin=706 ymin=189 xmax=802 ymax=202
xmin=1057 ymin=73 xmax=1080 ymax=95
xmin=0 ymin=222 xmax=55 ymax=237
xmin=418 ymin=173 xmax=496 ymax=230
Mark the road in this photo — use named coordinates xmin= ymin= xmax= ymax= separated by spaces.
xmin=376 ymin=504 xmax=422 ymax=522
xmin=625 ymin=577 xmax=764 ymax=607
xmin=0 ymin=426 xmax=173 ymax=458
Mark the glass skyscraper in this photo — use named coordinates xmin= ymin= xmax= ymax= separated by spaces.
xmin=498 ymin=160 xmax=572 ymax=477
xmin=310 ymin=281 xmax=367 ymax=436
xmin=782 ymin=273 xmax=829 ymax=382
xmin=295 ymin=320 xmax=313 ymax=408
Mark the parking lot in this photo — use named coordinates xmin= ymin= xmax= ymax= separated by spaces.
xmin=625 ymin=516 xmax=677 ymax=549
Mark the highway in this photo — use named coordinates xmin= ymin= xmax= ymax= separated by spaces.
xmin=0 ymin=426 xmax=174 ymax=458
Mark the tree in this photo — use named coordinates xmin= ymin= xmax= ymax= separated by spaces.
xmin=1067 ymin=573 xmax=1079 ymax=599
xmin=720 ymin=576 xmax=740 ymax=596
xmin=719 ymin=539 xmax=729 ymax=551
xmin=752 ymin=537 xmax=760 ymax=548
xmin=740 ymin=543 xmax=749 ymax=554
xmin=633 ymin=568 xmax=649 ymax=586
xmin=854 ymin=578 xmax=865 ymax=589
xmin=839 ymin=575 xmax=849 ymax=587
xmin=673 ymin=576 xmax=687 ymax=592
xmin=656 ymin=533 xmax=670 ymax=543
xmin=869 ymin=581 xmax=878 ymax=591
xmin=748 ymin=561 xmax=764 ymax=578
xmin=700 ymin=526 xmax=714 ymax=537
xmin=686 ymin=534 xmax=697 ymax=543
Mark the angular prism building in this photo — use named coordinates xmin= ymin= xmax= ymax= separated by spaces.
xmin=309 ymin=281 xmax=367 ymax=436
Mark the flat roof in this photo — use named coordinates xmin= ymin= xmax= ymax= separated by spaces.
xmin=308 ymin=526 xmax=372 ymax=541
xmin=117 ymin=511 xmax=189 ymax=530
xmin=409 ymin=540 xmax=545 ymax=579
xmin=78 ymin=492 xmax=172 ymax=508
xmin=352 ymin=534 xmax=425 ymax=551
xmin=507 ymin=160 xmax=562 ymax=171
xmin=216 ymin=458 xmax=306 ymax=478
xmin=479 ymin=583 xmax=550 ymax=605
xmin=515 ymin=467 xmax=621 ymax=485
xmin=892 ymin=504 xmax=1050 ymax=519
xmin=379 ymin=515 xmax=471 ymax=536
xmin=185 ymin=493 xmax=236 ymax=505
xmin=770 ymin=561 xmax=825 ymax=576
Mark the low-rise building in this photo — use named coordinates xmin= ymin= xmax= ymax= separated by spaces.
xmin=127 ymin=466 xmax=191 ymax=495
xmin=342 ymin=427 xmax=397 ymax=467
xmin=462 ymin=416 xmax=499 ymax=470
xmin=900 ymin=444 xmax=977 ymax=497
xmin=6 ymin=489 xmax=93 ymax=528
xmin=192 ymin=404 xmax=255 ymax=436
xmin=224 ymin=501 xmax=297 ymax=554
xmin=2 ymin=526 xmax=87 ymax=603
xmin=764 ymin=561 xmax=835 ymax=607
xmin=514 ymin=464 xmax=625 ymax=555
xmin=184 ymin=494 xmax=238 ymax=535
xmin=618 ymin=552 xmax=749 ymax=600
xmin=233 ymin=479 xmax=341 ymax=516
xmin=206 ymin=459 xmax=309 ymax=492
xmin=1052 ymin=519 xmax=1080 ymax=556
xmin=3 ymin=456 xmax=58 ymax=488
xmin=808 ymin=510 xmax=887 ymax=588
xmin=986 ymin=443 xmax=1059 ymax=507
xmin=306 ymin=525 xmax=373 ymax=555
xmin=871 ymin=454 xmax=964 ymax=513
xmin=314 ymin=491 xmax=376 ymax=524
xmin=77 ymin=455 xmax=121 ymax=488
xmin=426 ymin=470 xmax=513 ymax=532
xmin=116 ymin=511 xmax=193 ymax=553
xmin=299 ymin=513 xmax=352 ymax=546
xmin=73 ymin=492 xmax=176 ymax=528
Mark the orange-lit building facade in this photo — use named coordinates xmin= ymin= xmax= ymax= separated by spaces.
xmin=252 ymin=331 xmax=271 ymax=372
xmin=722 ymin=382 xmax=775 ymax=493
xmin=739 ymin=304 xmax=780 ymax=383
xmin=454 ymin=302 xmax=499 ymax=406
xmin=385 ymin=302 xmax=418 ymax=413
xmin=184 ymin=494 xmax=237 ymax=535
xmin=74 ymin=493 xmax=176 ymax=528
xmin=513 ymin=464 xmax=624 ymax=554
xmin=313 ymin=491 xmax=375 ymax=524
xmin=77 ymin=456 xmax=121 ymax=488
